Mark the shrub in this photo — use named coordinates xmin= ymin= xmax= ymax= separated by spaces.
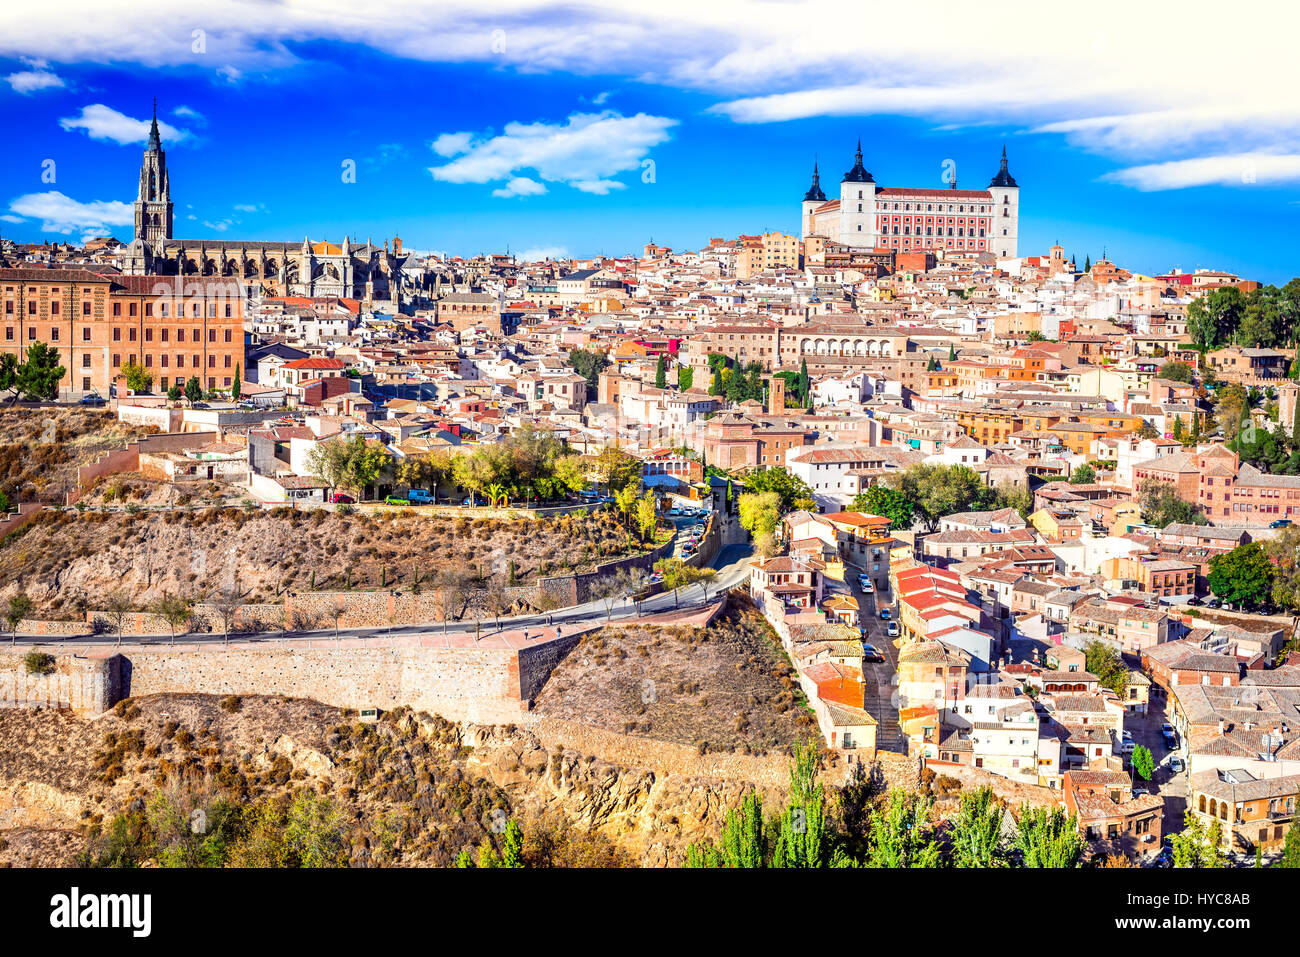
xmin=23 ymin=651 xmax=55 ymax=675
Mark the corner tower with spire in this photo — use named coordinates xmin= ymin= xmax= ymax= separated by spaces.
xmin=800 ymin=161 xmax=827 ymax=239
xmin=133 ymin=100 xmax=173 ymax=245
xmin=838 ymin=139 xmax=878 ymax=248
xmin=987 ymin=145 xmax=1019 ymax=258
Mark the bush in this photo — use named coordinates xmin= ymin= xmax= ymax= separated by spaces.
xmin=23 ymin=651 xmax=55 ymax=675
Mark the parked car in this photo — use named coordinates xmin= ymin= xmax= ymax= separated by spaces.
xmin=385 ymin=495 xmax=410 ymax=506
xmin=1160 ymin=723 xmax=1175 ymax=736
xmin=862 ymin=580 xmax=875 ymax=593
xmin=462 ymin=495 xmax=483 ymax=507
xmin=1206 ymin=597 xmax=1221 ymax=608
xmin=407 ymin=488 xmax=434 ymax=504
xmin=1121 ymin=730 xmax=1134 ymax=744
xmin=1169 ymin=756 xmax=1186 ymax=774
xmin=862 ymin=643 xmax=884 ymax=662
xmin=1132 ymin=787 xmax=1150 ymax=798
xmin=879 ymin=608 xmax=891 ymax=620
xmin=328 ymin=493 xmax=354 ymax=504
xmin=1186 ymin=595 xmax=1202 ymax=606
xmin=1270 ymin=519 xmax=1293 ymax=529
xmin=886 ymin=622 xmax=899 ymax=637
xmin=79 ymin=393 xmax=107 ymax=406
xmin=1151 ymin=846 xmax=1173 ymax=868
xmin=1120 ymin=740 xmax=1137 ymax=755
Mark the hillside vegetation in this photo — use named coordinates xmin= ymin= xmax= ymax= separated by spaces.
xmin=534 ymin=601 xmax=818 ymax=755
xmin=0 ymin=505 xmax=642 ymax=615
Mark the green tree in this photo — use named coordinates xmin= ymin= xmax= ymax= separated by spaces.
xmin=1130 ymin=744 xmax=1155 ymax=781
xmin=1262 ymin=526 xmax=1300 ymax=613
xmin=1157 ymin=360 xmax=1194 ymax=383
xmin=1187 ymin=286 xmax=1245 ymax=350
xmin=121 ymin=360 xmax=153 ymax=394
xmin=850 ymin=485 xmax=914 ymax=530
xmin=1280 ymin=805 xmax=1300 ymax=868
xmin=1070 ymin=463 xmax=1096 ymax=485
xmin=654 ymin=355 xmax=667 ymax=389
xmin=1013 ymin=805 xmax=1084 ymax=868
xmin=231 ymin=363 xmax=241 ymax=401
xmin=184 ymin=376 xmax=203 ymax=404
xmin=633 ymin=490 xmax=659 ymax=542
xmin=892 ymin=463 xmax=992 ymax=532
xmin=589 ymin=446 xmax=642 ymax=494
xmin=653 ymin=556 xmax=710 ymax=608
xmin=677 ymin=365 xmax=693 ymax=391
xmin=5 ymin=341 xmax=66 ymax=401
xmin=1170 ymin=809 xmax=1226 ymax=868
xmin=1207 ymin=542 xmax=1275 ymax=610
xmin=738 ymin=490 xmax=782 ymax=541
xmin=151 ymin=592 xmax=192 ymax=645
xmin=745 ymin=467 xmax=816 ymax=514
xmin=948 ymin=786 xmax=1007 ymax=868
xmin=167 ymin=384 xmax=182 ymax=402
xmin=1137 ymin=478 xmax=1205 ymax=527
xmin=1083 ymin=640 xmax=1128 ymax=697
xmin=567 ymin=348 xmax=609 ymax=397
xmin=709 ymin=368 xmax=723 ymax=396
xmin=5 ymin=593 xmax=33 ymax=645
xmin=867 ymin=789 xmax=940 ymax=868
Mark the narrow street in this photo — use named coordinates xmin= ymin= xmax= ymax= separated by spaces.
xmin=848 ymin=570 xmax=904 ymax=752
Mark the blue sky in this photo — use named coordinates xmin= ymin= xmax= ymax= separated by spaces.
xmin=1 ymin=1 xmax=1297 ymax=281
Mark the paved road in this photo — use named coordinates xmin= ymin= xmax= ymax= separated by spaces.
xmin=848 ymin=571 xmax=904 ymax=751
xmin=11 ymin=538 xmax=755 ymax=648
xmin=1128 ymin=689 xmax=1188 ymax=864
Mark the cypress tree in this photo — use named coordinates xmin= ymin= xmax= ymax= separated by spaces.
xmin=655 ymin=355 xmax=666 ymax=389
xmin=231 ymin=363 xmax=241 ymax=400
xmin=1292 ymin=391 xmax=1300 ymax=448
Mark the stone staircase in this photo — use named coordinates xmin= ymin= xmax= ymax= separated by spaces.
xmin=865 ymin=688 xmax=905 ymax=753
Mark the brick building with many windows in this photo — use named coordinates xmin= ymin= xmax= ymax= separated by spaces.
xmin=0 ymin=268 xmax=245 ymax=398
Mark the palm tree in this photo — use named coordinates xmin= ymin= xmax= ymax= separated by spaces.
xmin=486 ymin=483 xmax=509 ymax=508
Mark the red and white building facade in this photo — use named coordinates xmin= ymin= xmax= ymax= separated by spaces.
xmin=801 ymin=143 xmax=1020 ymax=258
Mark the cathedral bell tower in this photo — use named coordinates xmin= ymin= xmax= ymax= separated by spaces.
xmin=133 ymin=100 xmax=173 ymax=245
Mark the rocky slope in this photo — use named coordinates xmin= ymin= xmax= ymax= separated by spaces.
xmin=0 ymin=693 xmax=791 ymax=868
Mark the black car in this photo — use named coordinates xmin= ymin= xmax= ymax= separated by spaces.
xmin=78 ymin=393 xmax=106 ymax=406
xmin=862 ymin=644 xmax=884 ymax=662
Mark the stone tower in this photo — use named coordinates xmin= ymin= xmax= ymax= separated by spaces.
xmin=839 ymin=139 xmax=876 ymax=248
xmin=988 ymin=145 xmax=1020 ymax=258
xmin=133 ymin=101 xmax=173 ymax=245
xmin=800 ymin=161 xmax=826 ymax=241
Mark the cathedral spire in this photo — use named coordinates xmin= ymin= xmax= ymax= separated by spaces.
xmin=147 ymin=98 xmax=162 ymax=152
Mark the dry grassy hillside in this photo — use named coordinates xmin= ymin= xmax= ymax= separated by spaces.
xmin=0 ymin=505 xmax=642 ymax=614
xmin=0 ymin=694 xmax=632 ymax=867
xmin=0 ymin=408 xmax=155 ymax=505
xmin=533 ymin=601 xmax=819 ymax=756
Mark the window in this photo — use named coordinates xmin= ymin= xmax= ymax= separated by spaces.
xmin=82 ymin=327 xmax=90 ymax=342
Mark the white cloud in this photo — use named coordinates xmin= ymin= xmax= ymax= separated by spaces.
xmin=491 ymin=177 xmax=547 ymax=198
xmin=6 ymin=66 xmax=64 ymax=94
xmin=0 ymin=214 xmax=23 ymax=224
xmin=431 ymin=110 xmax=674 ymax=196
xmin=519 ymin=245 xmax=568 ymax=261
xmin=59 ymin=104 xmax=190 ymax=145
xmin=233 ymin=203 xmax=264 ymax=212
xmin=4 ymin=1 xmax=1298 ymax=189
xmin=1102 ymin=153 xmax=1300 ymax=191
xmin=6 ymin=190 xmax=132 ymax=234
xmin=172 ymin=105 xmax=206 ymax=124
xmin=432 ymin=132 xmax=474 ymax=157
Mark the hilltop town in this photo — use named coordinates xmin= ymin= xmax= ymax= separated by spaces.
xmin=2 ymin=132 xmax=1300 ymax=872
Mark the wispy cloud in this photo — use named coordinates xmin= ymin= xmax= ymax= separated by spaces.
xmin=1102 ymin=153 xmax=1300 ymax=191
xmin=519 ymin=245 xmax=568 ymax=261
xmin=59 ymin=104 xmax=191 ymax=145
xmin=6 ymin=190 xmax=132 ymax=234
xmin=6 ymin=58 xmax=64 ymax=94
xmin=3 ymin=2 xmax=1297 ymax=191
xmin=430 ymin=110 xmax=675 ymax=196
